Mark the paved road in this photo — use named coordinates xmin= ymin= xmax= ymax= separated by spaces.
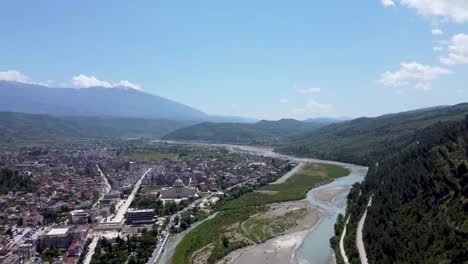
xmin=93 ymin=164 xmax=112 ymax=208
xmin=109 ymin=167 xmax=152 ymax=223
xmin=83 ymin=237 xmax=99 ymax=264
xmin=356 ymin=195 xmax=373 ymax=264
xmin=84 ymin=168 xmax=153 ymax=263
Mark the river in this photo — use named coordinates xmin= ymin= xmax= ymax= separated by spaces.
xmin=153 ymin=141 xmax=368 ymax=264
xmin=296 ymin=165 xmax=368 ymax=264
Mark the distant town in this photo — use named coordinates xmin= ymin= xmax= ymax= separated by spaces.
xmin=0 ymin=140 xmax=293 ymax=264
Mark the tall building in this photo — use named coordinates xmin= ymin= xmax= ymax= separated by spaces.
xmin=125 ymin=209 xmax=156 ymax=225
xmin=37 ymin=227 xmax=85 ymax=251
xmin=69 ymin=210 xmax=92 ymax=224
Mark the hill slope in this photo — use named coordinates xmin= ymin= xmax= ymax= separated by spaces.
xmin=277 ymin=103 xmax=468 ymax=165
xmin=0 ymin=81 xmax=207 ymax=120
xmin=335 ymin=117 xmax=468 ymax=263
xmin=162 ymin=119 xmax=328 ymax=143
xmin=0 ymin=112 xmax=195 ymax=142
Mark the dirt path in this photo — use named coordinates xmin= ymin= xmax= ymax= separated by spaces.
xmin=271 ymin=162 xmax=304 ymax=184
xmin=356 ymin=195 xmax=373 ymax=264
xmin=339 ymin=216 xmax=350 ymax=264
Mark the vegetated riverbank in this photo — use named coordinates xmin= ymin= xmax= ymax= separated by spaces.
xmin=171 ymin=163 xmax=350 ymax=264
xmin=218 ymin=201 xmax=324 ymax=264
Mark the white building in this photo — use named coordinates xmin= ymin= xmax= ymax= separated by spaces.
xmin=160 ymin=178 xmax=197 ymax=199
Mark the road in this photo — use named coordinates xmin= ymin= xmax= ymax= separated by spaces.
xmin=109 ymin=167 xmax=153 ymax=223
xmin=97 ymin=164 xmax=112 ymax=194
xmin=339 ymin=216 xmax=351 ymax=264
xmin=83 ymin=168 xmax=152 ymax=263
xmin=356 ymin=195 xmax=373 ymax=264
xmin=93 ymin=164 xmax=112 ymax=208
xmin=83 ymin=237 xmax=99 ymax=264
xmin=147 ymin=193 xmax=215 ymax=264
xmin=271 ymin=162 xmax=304 ymax=184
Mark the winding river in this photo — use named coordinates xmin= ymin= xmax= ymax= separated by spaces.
xmin=296 ymin=166 xmax=367 ymax=264
xmin=154 ymin=141 xmax=368 ymax=264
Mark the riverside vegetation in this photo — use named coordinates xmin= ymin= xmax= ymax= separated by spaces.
xmin=172 ymin=163 xmax=350 ymax=264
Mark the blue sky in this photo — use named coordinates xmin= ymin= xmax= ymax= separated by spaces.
xmin=1 ymin=0 xmax=467 ymax=120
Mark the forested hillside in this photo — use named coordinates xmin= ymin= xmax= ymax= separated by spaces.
xmin=277 ymin=103 xmax=468 ymax=165
xmin=0 ymin=168 xmax=37 ymax=195
xmin=333 ymin=117 xmax=468 ymax=263
xmin=162 ymin=119 xmax=329 ymax=143
xmin=0 ymin=112 xmax=195 ymax=142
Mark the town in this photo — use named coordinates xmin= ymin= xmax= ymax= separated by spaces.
xmin=0 ymin=140 xmax=293 ymax=263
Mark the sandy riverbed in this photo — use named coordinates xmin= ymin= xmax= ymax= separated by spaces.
xmin=220 ymin=229 xmax=313 ymax=264
xmin=218 ymin=200 xmax=325 ymax=264
xmin=313 ymin=186 xmax=348 ymax=205
xmin=218 ymin=184 xmax=350 ymax=264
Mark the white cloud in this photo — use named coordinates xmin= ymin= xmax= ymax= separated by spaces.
xmin=72 ymin=74 xmax=112 ymax=88
xmin=382 ymin=0 xmax=395 ymax=7
xmin=399 ymin=0 xmax=468 ymax=23
xmin=0 ymin=70 xmax=30 ymax=83
xmin=379 ymin=62 xmax=452 ymax=90
xmin=71 ymin=74 xmax=141 ymax=90
xmin=441 ymin=52 xmax=468 ymax=64
xmin=433 ymin=46 xmax=444 ymax=51
xmin=114 ymin=80 xmax=141 ymax=90
xmin=279 ymin=98 xmax=289 ymax=104
xmin=440 ymin=33 xmax=468 ymax=65
xmin=299 ymin=88 xmax=321 ymax=94
xmin=432 ymin=28 xmax=444 ymax=35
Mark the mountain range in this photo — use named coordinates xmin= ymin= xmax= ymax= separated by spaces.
xmin=162 ymin=118 xmax=332 ymax=143
xmin=0 ymin=81 xmax=254 ymax=123
xmin=0 ymin=111 xmax=197 ymax=142
xmin=277 ymin=103 xmax=468 ymax=164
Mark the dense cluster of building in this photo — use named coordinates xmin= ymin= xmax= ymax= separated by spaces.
xmin=142 ymin=147 xmax=288 ymax=194
xmin=0 ymin=142 xmax=150 ymax=263
xmin=0 ymin=141 xmax=292 ymax=263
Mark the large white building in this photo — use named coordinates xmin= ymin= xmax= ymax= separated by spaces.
xmin=160 ymin=178 xmax=197 ymax=199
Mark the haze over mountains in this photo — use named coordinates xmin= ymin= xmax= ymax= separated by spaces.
xmin=278 ymin=103 xmax=468 ymax=164
xmin=165 ymin=103 xmax=468 ymax=165
xmin=0 ymin=81 xmax=254 ymax=123
xmin=162 ymin=118 xmax=335 ymax=143
xmin=0 ymin=112 xmax=197 ymax=142
xmin=1 ymin=80 xmax=467 ymax=165
xmin=0 ymin=81 xmax=338 ymax=142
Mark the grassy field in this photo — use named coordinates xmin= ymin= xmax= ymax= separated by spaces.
xmin=219 ymin=164 xmax=350 ymax=210
xmin=130 ymin=151 xmax=177 ymax=161
xmin=242 ymin=208 xmax=308 ymax=243
xmin=172 ymin=163 xmax=350 ymax=264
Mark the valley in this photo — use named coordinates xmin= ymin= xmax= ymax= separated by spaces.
xmin=2 ymin=2 xmax=468 ymax=263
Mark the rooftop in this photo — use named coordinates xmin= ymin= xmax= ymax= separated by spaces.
xmin=46 ymin=227 xmax=69 ymax=236
xmin=127 ymin=208 xmax=155 ymax=213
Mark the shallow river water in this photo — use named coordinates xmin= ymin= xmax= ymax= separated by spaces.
xmin=154 ymin=141 xmax=368 ymax=264
xmin=296 ymin=166 xmax=368 ymax=264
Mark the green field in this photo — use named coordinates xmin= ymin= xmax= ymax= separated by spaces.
xmin=172 ymin=163 xmax=350 ymax=264
xmin=219 ymin=164 xmax=350 ymax=210
xmin=130 ymin=151 xmax=177 ymax=161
